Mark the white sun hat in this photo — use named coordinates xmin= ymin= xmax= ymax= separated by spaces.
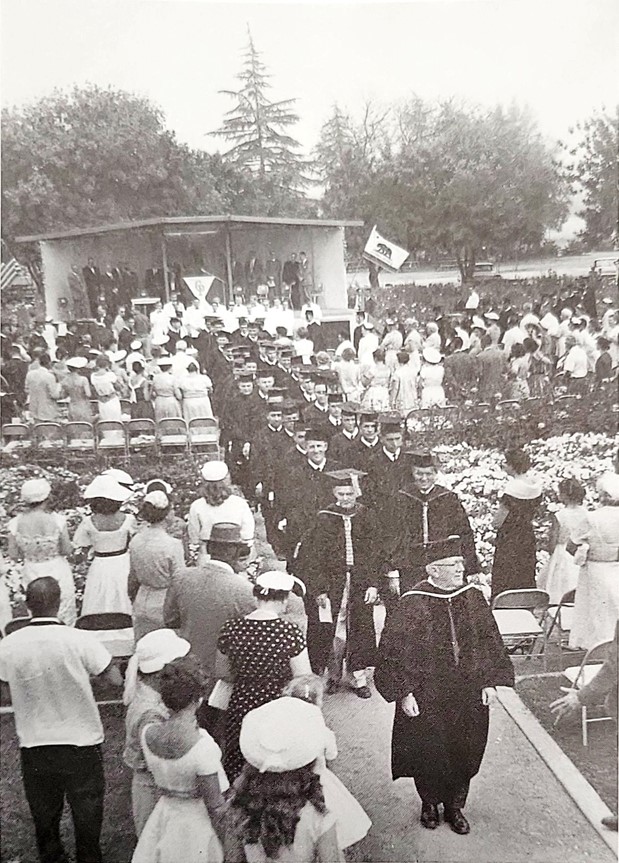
xmin=102 ymin=468 xmax=135 ymax=488
xmin=422 ymin=347 xmax=442 ymax=364
xmin=201 ymin=461 xmax=229 ymax=482
xmin=84 ymin=475 xmax=132 ymax=502
xmin=240 ymin=697 xmax=326 ymax=773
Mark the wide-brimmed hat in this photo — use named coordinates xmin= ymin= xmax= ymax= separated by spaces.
xmin=66 ymin=356 xmax=88 ymax=369
xmin=21 ymin=478 xmax=51 ymax=504
xmin=102 ymin=468 xmax=134 ymax=489
xmin=422 ymin=347 xmax=442 ymax=364
xmin=123 ymin=628 xmax=191 ymax=705
xmin=240 ymin=697 xmax=326 ymax=773
xmin=504 ymin=476 xmax=542 ymax=501
xmin=110 ymin=350 xmax=127 ymax=363
xmin=84 ymin=475 xmax=132 ymax=502
xmin=597 ymin=472 xmax=619 ymax=501
xmin=157 ymin=357 xmax=173 ymax=367
xmin=201 ymin=461 xmax=229 ymax=482
xmin=255 ymin=571 xmax=306 ymax=596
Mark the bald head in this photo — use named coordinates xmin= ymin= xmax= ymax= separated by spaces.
xmin=26 ymin=577 xmax=61 ymax=618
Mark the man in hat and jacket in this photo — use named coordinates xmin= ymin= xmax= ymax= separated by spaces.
xmin=382 ymin=449 xmax=481 ymax=599
xmin=363 ymin=412 xmax=407 ymax=509
xmin=163 ymin=521 xmax=255 ymax=744
xmin=345 ymin=412 xmax=381 ymax=472
xmin=249 ymin=399 xmax=287 ymax=553
xmin=295 ymin=469 xmax=380 ymax=698
xmin=328 ymin=402 xmax=360 ymax=463
xmin=375 ymin=536 xmax=514 ymax=834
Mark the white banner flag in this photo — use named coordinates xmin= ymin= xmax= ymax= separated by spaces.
xmin=183 ymin=275 xmax=216 ymax=301
xmin=363 ymin=226 xmax=409 ymax=272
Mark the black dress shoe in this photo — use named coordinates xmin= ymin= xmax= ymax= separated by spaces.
xmin=353 ymin=685 xmax=372 ymax=699
xmin=444 ymin=807 xmax=470 ymax=835
xmin=601 ymin=815 xmax=618 ymax=831
xmin=324 ymin=679 xmax=339 ymax=695
xmin=420 ymin=803 xmax=439 ymax=829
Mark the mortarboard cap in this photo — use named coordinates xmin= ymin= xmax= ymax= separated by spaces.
xmin=358 ymin=411 xmax=378 ymax=424
xmin=256 ymin=365 xmax=276 ymax=378
xmin=281 ymin=399 xmax=300 ymax=414
xmin=378 ymin=411 xmax=403 ymax=427
xmin=305 ymin=427 xmax=330 ymax=442
xmin=422 ymin=535 xmax=463 ymax=565
xmin=404 ymin=448 xmax=435 ymax=467
xmin=326 ymin=468 xmax=367 ymax=488
xmin=340 ymin=401 xmax=360 ymax=415
xmin=237 ymin=371 xmax=255 ymax=382
xmin=328 ymin=392 xmax=344 ymax=404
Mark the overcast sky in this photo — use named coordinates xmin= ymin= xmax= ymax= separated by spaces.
xmin=2 ymin=0 xmax=618 ymax=158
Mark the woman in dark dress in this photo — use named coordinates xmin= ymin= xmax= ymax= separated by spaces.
xmin=129 ymin=359 xmax=154 ymax=420
xmin=491 ymin=448 xmax=543 ymax=600
xmin=216 ymin=571 xmax=311 ymax=783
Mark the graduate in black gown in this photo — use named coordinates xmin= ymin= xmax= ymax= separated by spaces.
xmin=375 ymin=536 xmax=514 ymax=835
xmin=294 ymin=469 xmax=379 ymax=698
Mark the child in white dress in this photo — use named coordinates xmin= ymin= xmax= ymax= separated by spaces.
xmin=282 ymin=674 xmax=371 ymax=849
xmin=538 ymin=479 xmax=589 ymax=604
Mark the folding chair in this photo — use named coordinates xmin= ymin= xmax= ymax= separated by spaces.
xmin=563 ymin=639 xmax=614 ymax=745
xmin=65 ymin=421 xmax=96 ymax=454
xmin=120 ymin=399 xmax=132 ymax=417
xmin=3 ymin=617 xmax=31 ymax=636
xmin=1 ymin=423 xmax=32 ymax=452
xmin=496 ymin=399 xmax=523 ymax=411
xmin=545 ymin=589 xmax=576 ymax=647
xmin=158 ymin=417 xmax=189 ymax=452
xmin=127 ymin=418 xmax=157 ymax=454
xmin=188 ymin=417 xmax=220 ymax=453
xmin=492 ymin=589 xmax=550 ymax=670
xmin=32 ymin=422 xmax=65 ymax=449
xmin=96 ymin=420 xmax=128 ymax=456
xmin=76 ymin=612 xmax=133 ymax=657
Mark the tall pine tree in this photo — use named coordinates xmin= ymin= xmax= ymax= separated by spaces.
xmin=211 ymin=28 xmax=310 ymax=212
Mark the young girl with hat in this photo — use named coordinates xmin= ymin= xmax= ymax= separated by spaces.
xmin=132 ymin=655 xmax=229 ymax=863
xmin=73 ymin=475 xmax=137 ymax=615
xmin=282 ymin=675 xmax=371 ymax=850
xmin=224 ymin=696 xmax=345 ymax=863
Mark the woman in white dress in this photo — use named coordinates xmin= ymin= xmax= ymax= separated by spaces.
xmin=419 ymin=347 xmax=446 ymax=408
xmin=73 ymin=475 xmax=137 ymax=616
xmin=360 ymin=348 xmax=391 ymax=412
xmin=7 ymin=478 xmax=77 ymax=626
xmin=133 ymin=656 xmax=228 ymax=863
xmin=187 ymin=461 xmax=254 ymax=564
xmin=90 ymin=354 xmax=122 ymax=421
xmin=569 ymin=473 xmax=619 ymax=651
xmin=380 ymin=319 xmax=404 ymax=371
xmin=335 ymin=348 xmax=362 ymax=402
xmin=538 ymin=479 xmax=589 ymax=604
xmin=179 ymin=361 xmax=214 ymax=422
xmin=151 ymin=358 xmax=182 ymax=423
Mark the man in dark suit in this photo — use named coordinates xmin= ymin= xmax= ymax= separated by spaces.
xmin=82 ymin=258 xmax=101 ymax=316
xmin=345 ymin=412 xmax=381 ymax=471
xmin=245 ymin=252 xmax=263 ymax=293
xmin=328 ymin=402 xmax=360 ymax=462
xmin=305 ymin=310 xmax=325 ymax=353
xmin=302 ymin=377 xmax=331 ymax=428
xmin=353 ymin=311 xmax=366 ymax=353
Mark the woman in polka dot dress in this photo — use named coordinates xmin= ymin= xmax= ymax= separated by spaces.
xmin=216 ymin=571 xmax=312 ymax=783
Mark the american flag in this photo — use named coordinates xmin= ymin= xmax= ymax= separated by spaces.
xmin=1 ymin=256 xmax=27 ymax=290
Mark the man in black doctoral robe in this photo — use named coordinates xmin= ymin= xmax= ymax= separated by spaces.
xmin=295 ymin=469 xmax=379 ymax=699
xmin=381 ymin=448 xmax=481 ymax=600
xmin=375 ymin=535 xmax=514 ymax=834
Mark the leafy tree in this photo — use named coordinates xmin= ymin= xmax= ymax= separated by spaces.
xmin=562 ymin=106 xmax=619 ymax=248
xmin=1 ymin=84 xmax=230 ymax=242
xmin=211 ymin=28 xmax=310 ymax=212
xmin=317 ymin=96 xmax=568 ymax=280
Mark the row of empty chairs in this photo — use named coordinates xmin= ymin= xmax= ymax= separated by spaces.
xmin=1 ymin=417 xmax=221 ymax=457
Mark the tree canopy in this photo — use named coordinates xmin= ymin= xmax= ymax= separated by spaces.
xmin=562 ymin=106 xmax=619 ymax=248
xmin=211 ymin=28 xmax=312 ymax=214
xmin=315 ymin=97 xmax=568 ymax=279
xmin=1 ymin=85 xmax=232 ymax=242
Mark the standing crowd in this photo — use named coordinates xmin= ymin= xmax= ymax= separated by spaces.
xmin=0 ymin=272 xmax=618 ymax=862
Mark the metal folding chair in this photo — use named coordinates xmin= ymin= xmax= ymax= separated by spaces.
xmin=76 ymin=613 xmax=134 ymax=705
xmin=127 ymin=418 xmax=158 ymax=454
xmin=65 ymin=421 xmax=96 ymax=454
xmin=32 ymin=422 xmax=65 ymax=449
xmin=188 ymin=417 xmax=220 ymax=453
xmin=545 ymin=589 xmax=576 ymax=646
xmin=1 ymin=423 xmax=32 ymax=452
xmin=158 ymin=417 xmax=189 ymax=452
xmin=96 ymin=420 xmax=128 ymax=456
xmin=563 ymin=640 xmax=614 ymax=745
xmin=492 ymin=589 xmax=550 ymax=670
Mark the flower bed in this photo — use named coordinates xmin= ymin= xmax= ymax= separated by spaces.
xmin=1 ymin=432 xmax=616 ymax=607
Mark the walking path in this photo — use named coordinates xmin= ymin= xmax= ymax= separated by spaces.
xmin=324 ymin=684 xmax=616 ymax=863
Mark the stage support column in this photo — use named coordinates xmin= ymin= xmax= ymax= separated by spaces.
xmin=224 ymin=224 xmax=234 ymax=306
xmin=161 ymin=233 xmax=170 ymax=302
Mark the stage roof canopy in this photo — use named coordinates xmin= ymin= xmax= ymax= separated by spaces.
xmin=15 ymin=215 xmax=364 ymax=244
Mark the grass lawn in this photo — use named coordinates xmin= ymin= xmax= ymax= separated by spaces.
xmin=1 ymin=706 xmax=135 ymax=863
xmin=516 ymin=675 xmax=617 ymax=811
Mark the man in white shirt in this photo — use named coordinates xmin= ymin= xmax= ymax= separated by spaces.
xmin=559 ymin=335 xmax=589 ymax=395
xmin=0 ymin=577 xmax=120 ymax=863
xmin=501 ymin=316 xmax=525 ymax=358
xmin=357 ymin=322 xmax=380 ymax=365
xmin=183 ymin=297 xmax=207 ymax=339
xmin=334 ymin=329 xmax=355 ymax=358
